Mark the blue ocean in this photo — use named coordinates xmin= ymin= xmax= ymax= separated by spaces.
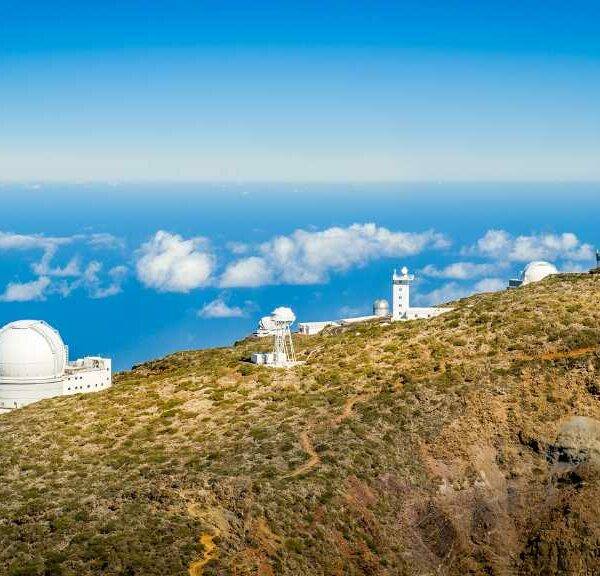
xmin=0 ymin=183 xmax=597 ymax=370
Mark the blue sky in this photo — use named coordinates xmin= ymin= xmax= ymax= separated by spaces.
xmin=1 ymin=1 xmax=599 ymax=180
xmin=0 ymin=4 xmax=599 ymax=369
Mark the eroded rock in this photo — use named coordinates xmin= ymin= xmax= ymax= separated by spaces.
xmin=549 ymin=416 xmax=600 ymax=470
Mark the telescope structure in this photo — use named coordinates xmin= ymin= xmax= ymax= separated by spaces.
xmin=251 ymin=307 xmax=299 ymax=368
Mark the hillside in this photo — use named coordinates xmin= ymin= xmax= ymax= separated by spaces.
xmin=1 ymin=274 xmax=600 ymax=575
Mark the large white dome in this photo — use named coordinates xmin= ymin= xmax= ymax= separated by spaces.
xmin=521 ymin=261 xmax=558 ymax=285
xmin=0 ymin=320 xmax=67 ymax=383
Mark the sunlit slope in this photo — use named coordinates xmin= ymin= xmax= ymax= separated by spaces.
xmin=1 ymin=274 xmax=600 ymax=575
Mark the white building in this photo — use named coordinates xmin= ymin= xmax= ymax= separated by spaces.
xmin=0 ymin=320 xmax=112 ymax=413
xmin=298 ymin=321 xmax=339 ymax=335
xmin=508 ymin=261 xmax=558 ymax=288
xmin=298 ymin=299 xmax=391 ymax=335
xmin=295 ymin=268 xmax=449 ymax=334
xmin=392 ymin=267 xmax=451 ymax=321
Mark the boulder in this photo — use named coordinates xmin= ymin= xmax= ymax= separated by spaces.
xmin=550 ymin=416 xmax=600 ymax=469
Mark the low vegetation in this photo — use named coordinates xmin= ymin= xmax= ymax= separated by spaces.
xmin=1 ymin=274 xmax=600 ymax=575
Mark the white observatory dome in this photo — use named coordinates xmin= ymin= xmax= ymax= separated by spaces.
xmin=0 ymin=320 xmax=67 ymax=383
xmin=271 ymin=307 xmax=296 ymax=323
xmin=521 ymin=261 xmax=558 ymax=285
xmin=373 ymin=299 xmax=390 ymax=317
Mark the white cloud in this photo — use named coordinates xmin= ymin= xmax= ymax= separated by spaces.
xmin=32 ymin=253 xmax=81 ymax=277
xmin=91 ymin=265 xmax=128 ymax=299
xmin=467 ymin=230 xmax=594 ymax=262
xmin=136 ymin=231 xmax=215 ymax=293
xmin=0 ymin=231 xmax=72 ymax=252
xmin=198 ymin=298 xmax=245 ymax=318
xmin=220 ymin=223 xmax=449 ymax=287
xmin=0 ymin=230 xmax=128 ymax=300
xmin=0 ymin=232 xmax=76 ymax=278
xmin=0 ymin=276 xmax=51 ymax=302
xmin=86 ymin=233 xmax=125 ymax=250
xmin=36 ymin=260 xmax=128 ymax=300
xmin=220 ymin=256 xmax=273 ymax=288
xmin=421 ymin=261 xmax=504 ymax=280
xmin=91 ymin=284 xmax=123 ymax=299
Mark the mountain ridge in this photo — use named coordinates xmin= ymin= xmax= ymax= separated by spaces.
xmin=1 ymin=273 xmax=600 ymax=575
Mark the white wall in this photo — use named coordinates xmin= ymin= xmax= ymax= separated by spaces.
xmin=0 ymin=381 xmax=63 ymax=412
xmin=63 ymin=359 xmax=112 ymax=396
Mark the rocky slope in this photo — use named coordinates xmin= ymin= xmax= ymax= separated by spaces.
xmin=1 ymin=274 xmax=600 ymax=575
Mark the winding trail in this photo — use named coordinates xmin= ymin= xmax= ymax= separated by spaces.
xmin=286 ymin=431 xmax=320 ymax=478
xmin=332 ymin=395 xmax=363 ymax=426
xmin=285 ymin=394 xmax=369 ymax=478
xmin=189 ymin=532 xmax=219 ymax=576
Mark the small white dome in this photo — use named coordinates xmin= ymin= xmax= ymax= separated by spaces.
xmin=373 ymin=299 xmax=390 ymax=316
xmin=0 ymin=320 xmax=67 ymax=383
xmin=258 ymin=315 xmax=277 ymax=331
xmin=521 ymin=261 xmax=558 ymax=285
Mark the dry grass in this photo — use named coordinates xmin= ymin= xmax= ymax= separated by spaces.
xmin=1 ymin=273 xmax=600 ymax=575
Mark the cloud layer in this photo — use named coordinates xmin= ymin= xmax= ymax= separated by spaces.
xmin=221 ymin=223 xmax=449 ymax=287
xmin=0 ymin=231 xmax=126 ymax=301
xmin=1 ymin=226 xmax=595 ymax=310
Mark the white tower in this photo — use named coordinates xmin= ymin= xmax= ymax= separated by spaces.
xmin=271 ymin=307 xmax=297 ymax=367
xmin=392 ymin=266 xmax=414 ymax=320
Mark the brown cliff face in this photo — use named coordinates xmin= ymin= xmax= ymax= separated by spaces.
xmin=1 ymin=274 xmax=600 ymax=576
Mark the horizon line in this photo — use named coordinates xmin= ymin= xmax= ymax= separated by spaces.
xmin=2 ymin=179 xmax=600 ymax=186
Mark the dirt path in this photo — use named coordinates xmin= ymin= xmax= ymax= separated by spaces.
xmin=285 ymin=431 xmax=320 ymax=478
xmin=332 ymin=395 xmax=362 ymax=426
xmin=189 ymin=532 xmax=218 ymax=576
xmin=285 ymin=394 xmax=368 ymax=478
xmin=517 ymin=346 xmax=597 ymax=362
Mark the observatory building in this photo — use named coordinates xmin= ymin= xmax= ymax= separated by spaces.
xmin=508 ymin=261 xmax=558 ymax=288
xmin=0 ymin=320 xmax=112 ymax=413
xmin=392 ymin=267 xmax=451 ymax=321
xmin=295 ymin=267 xmax=450 ymax=335
xmin=297 ymin=299 xmax=391 ymax=335
xmin=251 ymin=307 xmax=300 ymax=368
xmin=373 ymin=299 xmax=390 ymax=317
